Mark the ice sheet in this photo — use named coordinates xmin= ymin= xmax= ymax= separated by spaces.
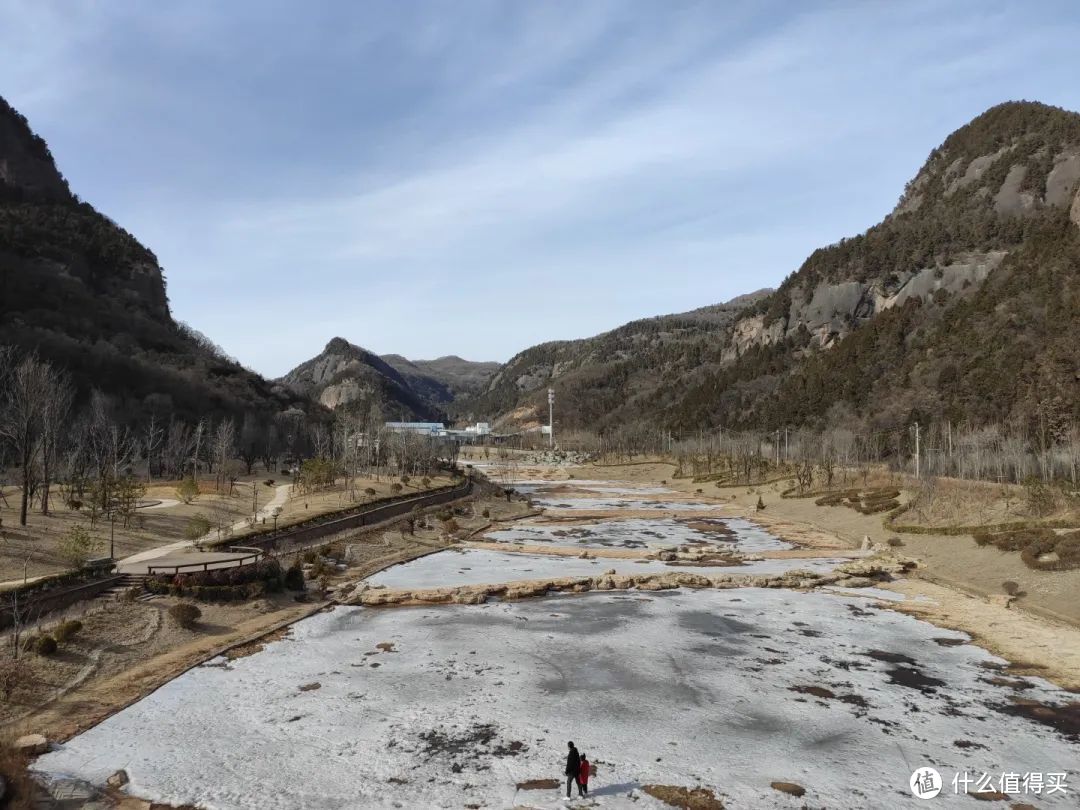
xmin=37 ymin=590 xmax=1079 ymax=809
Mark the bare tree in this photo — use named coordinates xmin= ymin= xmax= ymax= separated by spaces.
xmin=211 ymin=419 xmax=237 ymax=492
xmin=143 ymin=414 xmax=165 ymax=483
xmin=0 ymin=352 xmax=55 ymax=526
xmin=163 ymin=418 xmax=193 ymax=479
xmin=37 ymin=365 xmax=74 ymax=515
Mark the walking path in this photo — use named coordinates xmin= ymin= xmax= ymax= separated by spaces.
xmin=117 ymin=484 xmax=291 ymax=574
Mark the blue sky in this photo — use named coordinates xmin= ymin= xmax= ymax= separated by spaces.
xmin=2 ymin=1 xmax=1080 ymax=376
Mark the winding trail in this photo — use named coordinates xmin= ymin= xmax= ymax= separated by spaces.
xmin=117 ymin=483 xmax=291 ymax=574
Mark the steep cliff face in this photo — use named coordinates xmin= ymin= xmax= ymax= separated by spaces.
xmin=279 ymin=338 xmax=445 ymax=420
xmin=725 ymin=102 xmax=1080 ymax=359
xmin=0 ymin=97 xmax=70 ymax=202
xmin=0 ymin=96 xmax=308 ymax=422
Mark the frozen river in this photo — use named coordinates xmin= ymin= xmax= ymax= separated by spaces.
xmin=35 ymin=477 xmax=1079 ymax=808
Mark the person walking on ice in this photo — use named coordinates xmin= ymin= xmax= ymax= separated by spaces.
xmin=578 ymin=753 xmax=590 ymax=797
xmin=565 ymin=741 xmax=581 ymax=799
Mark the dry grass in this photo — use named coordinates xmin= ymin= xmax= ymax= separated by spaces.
xmin=247 ymin=474 xmax=453 ymax=538
xmin=903 ymin=476 xmax=1080 ymax=529
xmin=0 ymin=482 xmax=255 ymax=583
xmin=0 ymin=474 xmax=453 ymax=583
xmin=642 ymin=784 xmax=725 ymax=809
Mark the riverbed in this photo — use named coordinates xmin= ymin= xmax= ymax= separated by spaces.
xmin=35 ymin=475 xmax=1079 ymax=808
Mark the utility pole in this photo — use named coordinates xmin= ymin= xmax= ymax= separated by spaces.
xmin=547 ymin=388 xmax=555 ymax=449
xmin=913 ymin=422 xmax=921 ymax=480
xmin=775 ymin=430 xmax=780 ymax=465
xmin=784 ymin=427 xmax=789 ymax=462
xmin=252 ymin=480 xmax=258 ymax=519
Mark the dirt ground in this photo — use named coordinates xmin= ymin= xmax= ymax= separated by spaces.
xmin=0 ymin=474 xmax=452 ymax=584
xmin=0 ymin=490 xmax=512 ymax=747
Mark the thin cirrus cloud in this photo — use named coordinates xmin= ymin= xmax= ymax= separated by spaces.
xmin=1 ymin=1 xmax=1079 ymax=376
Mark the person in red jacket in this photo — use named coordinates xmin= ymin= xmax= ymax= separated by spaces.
xmin=578 ymin=754 xmax=591 ymax=796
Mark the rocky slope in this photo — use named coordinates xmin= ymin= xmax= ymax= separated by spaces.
xmin=473 ymin=101 xmax=1080 ymax=435
xmin=458 ymin=289 xmax=773 ymax=428
xmin=279 ymin=338 xmax=439 ymax=419
xmin=0 ymin=95 xmax=309 ymax=423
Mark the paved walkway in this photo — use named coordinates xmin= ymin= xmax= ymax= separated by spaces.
xmin=118 ymin=484 xmax=291 ymax=574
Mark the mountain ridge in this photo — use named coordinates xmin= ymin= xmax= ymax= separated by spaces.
xmin=0 ymin=94 xmax=311 ymax=424
xmin=469 ymin=100 xmax=1080 ymax=435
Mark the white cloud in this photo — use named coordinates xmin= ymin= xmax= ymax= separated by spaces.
xmin=3 ymin=0 xmax=1080 ymax=376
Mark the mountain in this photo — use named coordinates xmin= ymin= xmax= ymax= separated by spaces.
xmin=476 ymin=101 xmax=1080 ymax=435
xmin=459 ymin=289 xmax=773 ymax=428
xmin=279 ymin=338 xmax=445 ymax=420
xmin=380 ymin=354 xmax=500 ymax=405
xmin=0 ymin=95 xmax=309 ymax=423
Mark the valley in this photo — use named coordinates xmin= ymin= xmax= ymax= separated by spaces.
xmin=1 ymin=13 xmax=1080 ymax=809
xmin=27 ymin=458 xmax=1080 ymax=809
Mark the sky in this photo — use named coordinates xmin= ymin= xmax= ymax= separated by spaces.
xmin=2 ymin=1 xmax=1080 ymax=377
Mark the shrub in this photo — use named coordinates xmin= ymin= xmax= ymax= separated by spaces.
xmin=176 ymin=477 xmax=200 ymax=504
xmin=53 ymin=619 xmax=83 ymax=643
xmin=58 ymin=524 xmax=101 ymax=569
xmin=0 ymin=657 xmax=31 ymax=699
xmin=481 ymin=508 xmax=491 ymax=518
xmin=1021 ymin=530 xmax=1080 ymax=571
xmin=168 ymin=603 xmax=202 ymax=629
xmin=264 ymin=479 xmax=275 ymax=487
xmin=35 ymin=635 xmax=58 ymax=656
xmin=120 ymin=585 xmax=142 ymax=603
xmin=1023 ymin=476 xmax=1055 ymax=517
xmin=887 ymin=537 xmax=904 ymax=548
xmin=756 ymin=496 xmax=765 ymax=511
xmin=284 ymin=560 xmax=305 ymax=591
xmin=442 ymin=518 xmax=460 ymax=534
xmin=401 ymin=475 xmax=411 ymax=487
xmin=390 ymin=483 xmax=403 ymax=494
xmin=1002 ymin=581 xmax=1021 ymax=596
xmin=184 ymin=514 xmax=213 ymax=542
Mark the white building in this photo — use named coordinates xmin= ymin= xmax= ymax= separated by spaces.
xmin=384 ymin=421 xmax=445 ymax=436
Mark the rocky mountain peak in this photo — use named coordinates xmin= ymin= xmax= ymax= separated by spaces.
xmin=0 ymin=95 xmax=71 ymax=201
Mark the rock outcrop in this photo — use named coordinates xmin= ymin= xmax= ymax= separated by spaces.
xmin=345 ymin=554 xmax=915 ymax=608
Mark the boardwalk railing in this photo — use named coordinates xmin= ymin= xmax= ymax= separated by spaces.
xmin=147 ymin=548 xmax=264 ymax=576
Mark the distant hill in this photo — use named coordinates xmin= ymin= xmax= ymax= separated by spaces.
xmin=279 ymin=338 xmax=494 ymax=421
xmin=0 ymin=95 xmax=310 ymax=423
xmin=475 ymin=101 xmax=1080 ymax=436
xmin=456 ymin=289 xmax=772 ymax=428
xmin=380 ymin=354 xmax=500 ymax=405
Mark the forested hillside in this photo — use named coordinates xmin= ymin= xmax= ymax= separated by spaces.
xmin=472 ymin=101 xmax=1080 ymax=441
xmin=0 ymin=95 xmax=308 ymax=424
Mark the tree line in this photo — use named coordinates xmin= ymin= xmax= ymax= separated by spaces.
xmin=0 ymin=349 xmax=456 ymax=533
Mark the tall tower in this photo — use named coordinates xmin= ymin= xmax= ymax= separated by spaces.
xmin=547 ymin=387 xmax=555 ymax=449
